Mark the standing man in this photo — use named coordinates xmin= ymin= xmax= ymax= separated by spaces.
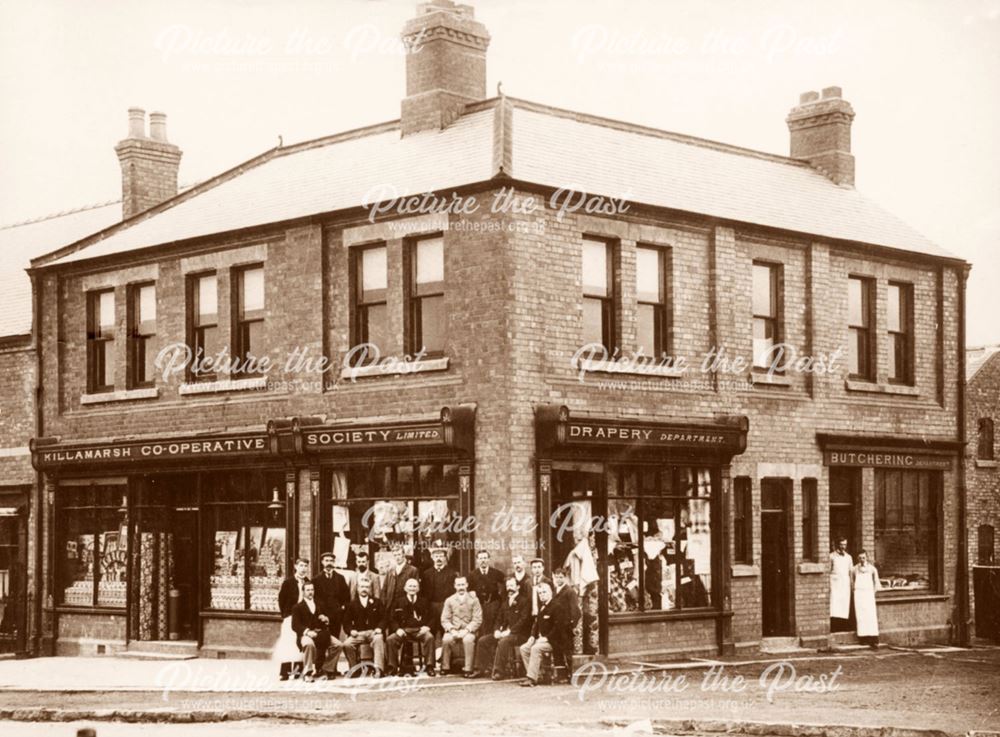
xmin=468 ymin=549 xmax=505 ymax=634
xmin=382 ymin=546 xmax=420 ymax=611
xmin=473 ymin=574 xmax=532 ymax=680
xmin=290 ymin=581 xmax=339 ymax=682
xmin=519 ymin=582 xmax=570 ymax=687
xmin=440 ymin=575 xmax=483 ymax=677
xmin=512 ymin=554 xmax=530 ymax=597
xmin=313 ymin=553 xmax=349 ymax=641
xmin=550 ymin=566 xmax=581 ymax=681
xmin=347 ymin=549 xmax=382 ymax=602
xmin=528 ymin=557 xmax=552 ymax=616
xmin=421 ymin=542 xmax=459 ymax=650
xmin=829 ymin=537 xmax=853 ymax=633
xmin=385 ymin=577 xmax=435 ymax=676
xmin=342 ymin=578 xmax=386 ymax=677
xmin=277 ymin=557 xmax=310 ymax=680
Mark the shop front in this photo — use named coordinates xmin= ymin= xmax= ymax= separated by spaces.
xmin=30 ymin=404 xmax=476 ymax=658
xmin=535 ymin=405 xmax=749 ymax=660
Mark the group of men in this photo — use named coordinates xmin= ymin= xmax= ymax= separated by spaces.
xmin=278 ymin=546 xmax=581 ymax=687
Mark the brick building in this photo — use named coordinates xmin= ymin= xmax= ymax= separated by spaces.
xmin=23 ymin=0 xmax=970 ymax=660
xmin=967 ymin=345 xmax=999 ymax=642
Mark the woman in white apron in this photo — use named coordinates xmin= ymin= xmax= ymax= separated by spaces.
xmin=852 ymin=550 xmax=882 ymax=647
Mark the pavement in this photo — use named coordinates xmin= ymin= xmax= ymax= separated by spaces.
xmin=0 ymin=645 xmax=997 ymax=736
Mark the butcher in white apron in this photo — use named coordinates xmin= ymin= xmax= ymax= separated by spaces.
xmin=852 ymin=550 xmax=882 ymax=646
xmin=829 ymin=538 xmax=853 ymax=630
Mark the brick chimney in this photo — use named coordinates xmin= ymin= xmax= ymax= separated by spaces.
xmin=786 ymin=86 xmax=855 ymax=186
xmin=400 ymin=0 xmax=490 ymax=136
xmin=115 ymin=108 xmax=182 ymax=219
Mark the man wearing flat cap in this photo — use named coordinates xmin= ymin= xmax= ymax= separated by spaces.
xmin=528 ymin=557 xmax=552 ymax=616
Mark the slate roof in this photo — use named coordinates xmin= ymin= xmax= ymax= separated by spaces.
xmin=0 ymin=200 xmax=120 ymax=336
xmin=34 ymin=96 xmax=959 ymax=272
xmin=967 ymin=345 xmax=1000 ymax=382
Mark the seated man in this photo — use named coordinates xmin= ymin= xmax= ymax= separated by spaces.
xmin=440 ymin=575 xmax=482 ymax=677
xmin=385 ymin=577 xmax=435 ymax=676
xmin=290 ymin=581 xmax=339 ymax=682
xmin=519 ymin=582 xmax=570 ymax=687
xmin=473 ymin=573 xmax=532 ymax=679
xmin=341 ymin=578 xmax=386 ymax=677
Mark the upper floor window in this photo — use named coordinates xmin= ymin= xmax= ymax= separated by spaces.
xmin=848 ymin=276 xmax=875 ymax=380
xmin=887 ymin=282 xmax=914 ymax=384
xmin=352 ymin=245 xmax=388 ymax=356
xmin=582 ymin=236 xmax=615 ymax=352
xmin=752 ymin=262 xmax=782 ymax=369
xmin=233 ymin=265 xmax=265 ymax=376
xmin=636 ymin=245 xmax=670 ymax=358
xmin=979 ymin=418 xmax=996 ymax=461
xmin=188 ymin=272 xmax=218 ymax=381
xmin=127 ymin=283 xmax=156 ymax=388
xmin=407 ymin=235 xmax=445 ymax=356
xmin=86 ymin=289 xmax=115 ymax=392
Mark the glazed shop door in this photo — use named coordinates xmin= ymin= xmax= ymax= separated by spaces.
xmin=0 ymin=501 xmax=27 ymax=654
xmin=760 ymin=478 xmax=793 ymax=637
xmin=550 ymin=468 xmax=604 ymax=656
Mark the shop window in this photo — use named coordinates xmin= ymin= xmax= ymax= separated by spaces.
xmin=582 ymin=236 xmax=615 ymax=353
xmin=733 ymin=476 xmax=752 ymax=564
xmin=874 ymin=470 xmax=940 ymax=592
xmin=351 ymin=244 xmax=388 ymax=359
xmin=86 ymin=289 xmax=116 ymax=392
xmin=801 ymin=478 xmax=818 ymax=562
xmin=232 ymin=264 xmax=265 ymax=376
xmin=636 ymin=245 xmax=670 ymax=358
xmin=887 ymin=282 xmax=914 ymax=384
xmin=407 ymin=235 xmax=445 ymax=356
xmin=847 ymin=276 xmax=875 ymax=380
xmin=204 ymin=471 xmax=286 ymax=612
xmin=127 ymin=282 xmax=156 ymax=388
xmin=607 ymin=466 xmax=714 ymax=613
xmin=752 ymin=261 xmax=782 ymax=369
xmin=57 ymin=485 xmax=128 ymax=607
xmin=979 ymin=418 xmax=995 ymax=461
xmin=978 ymin=525 xmax=995 ymax=566
xmin=829 ymin=468 xmax=860 ymax=554
xmin=324 ymin=463 xmax=461 ymax=574
xmin=187 ymin=272 xmax=218 ymax=380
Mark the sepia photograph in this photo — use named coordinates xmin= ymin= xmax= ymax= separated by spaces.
xmin=0 ymin=0 xmax=998 ymax=735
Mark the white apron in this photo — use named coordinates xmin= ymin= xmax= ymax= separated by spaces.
xmin=829 ymin=551 xmax=853 ymax=619
xmin=272 ymin=615 xmax=303 ymax=664
xmin=853 ymin=564 xmax=881 ymax=637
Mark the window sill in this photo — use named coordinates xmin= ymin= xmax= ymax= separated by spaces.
xmin=609 ymin=607 xmax=727 ymax=624
xmin=80 ymin=387 xmax=159 ymax=405
xmin=570 ymin=358 xmax=685 ymax=379
xmin=731 ymin=564 xmax=759 ymax=578
xmin=798 ymin=562 xmax=826 ymax=575
xmin=750 ymin=371 xmax=792 ymax=387
xmin=339 ymin=356 xmax=450 ymax=381
xmin=874 ymin=592 xmax=948 ymax=604
xmin=844 ymin=379 xmax=919 ymax=397
xmin=179 ymin=376 xmax=267 ymax=395
xmin=975 ymin=460 xmax=999 ymax=468
xmin=55 ymin=605 xmax=127 ymax=615
xmin=200 ymin=609 xmax=282 ymax=621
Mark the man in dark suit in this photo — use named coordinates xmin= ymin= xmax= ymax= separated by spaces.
xmin=511 ymin=555 xmax=530 ymax=596
xmin=341 ymin=578 xmax=386 ymax=676
xmin=385 ymin=577 xmax=435 ymax=676
xmin=527 ymin=557 xmax=553 ymax=616
xmin=472 ymin=574 xmax=532 ymax=679
xmin=313 ymin=553 xmax=349 ymax=625
xmin=550 ymin=566 xmax=581 ymax=682
xmin=420 ymin=544 xmax=458 ymax=647
xmin=277 ymin=557 xmax=310 ymax=680
xmin=347 ymin=550 xmax=382 ymax=602
xmin=468 ymin=549 xmax=505 ymax=634
xmin=519 ymin=582 xmax=571 ymax=687
xmin=290 ymin=581 xmax=340 ymax=682
xmin=382 ymin=546 xmax=420 ymax=611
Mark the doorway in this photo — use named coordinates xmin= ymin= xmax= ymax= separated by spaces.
xmin=760 ymin=478 xmax=793 ymax=637
xmin=0 ymin=497 xmax=27 ymax=655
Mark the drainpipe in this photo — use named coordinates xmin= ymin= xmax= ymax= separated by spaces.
xmin=956 ymin=264 xmax=970 ymax=646
xmin=30 ymin=270 xmax=44 ymax=657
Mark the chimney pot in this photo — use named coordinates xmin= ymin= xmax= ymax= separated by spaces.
xmin=799 ymin=91 xmax=820 ymax=105
xmin=127 ymin=107 xmax=146 ymax=138
xmin=821 ymin=86 xmax=842 ymax=99
xmin=149 ymin=111 xmax=168 ymax=142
